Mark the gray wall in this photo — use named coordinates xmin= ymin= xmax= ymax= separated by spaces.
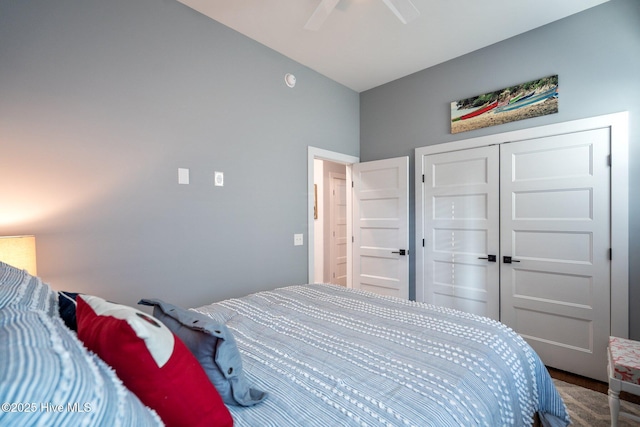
xmin=360 ymin=0 xmax=640 ymax=338
xmin=0 ymin=0 xmax=359 ymax=308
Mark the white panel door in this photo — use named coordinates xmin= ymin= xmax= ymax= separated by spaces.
xmin=421 ymin=146 xmax=500 ymax=319
xmin=329 ymin=173 xmax=347 ymax=286
xmin=500 ymin=129 xmax=611 ymax=381
xmin=352 ymin=157 xmax=409 ymax=299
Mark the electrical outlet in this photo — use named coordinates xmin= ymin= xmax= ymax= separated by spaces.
xmin=294 ymin=234 xmax=304 ymax=246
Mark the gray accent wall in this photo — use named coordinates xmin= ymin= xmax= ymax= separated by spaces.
xmin=360 ymin=0 xmax=640 ymax=338
xmin=0 ymin=0 xmax=359 ymax=308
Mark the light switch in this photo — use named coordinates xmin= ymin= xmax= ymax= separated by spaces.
xmin=178 ymin=168 xmax=189 ymax=185
xmin=294 ymin=233 xmax=304 ymax=246
xmin=214 ymin=171 xmax=224 ymax=187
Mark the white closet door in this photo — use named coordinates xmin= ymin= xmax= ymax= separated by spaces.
xmin=500 ymin=129 xmax=611 ymax=381
xmin=352 ymin=156 xmax=409 ymax=299
xmin=421 ymin=146 xmax=500 ymax=319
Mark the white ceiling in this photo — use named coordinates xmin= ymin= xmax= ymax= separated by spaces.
xmin=177 ymin=0 xmax=609 ymax=92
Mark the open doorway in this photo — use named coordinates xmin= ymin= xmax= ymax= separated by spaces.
xmin=307 ymin=147 xmax=359 ymax=286
xmin=308 ymin=148 xmax=410 ymax=298
xmin=313 ymin=159 xmax=347 ymax=285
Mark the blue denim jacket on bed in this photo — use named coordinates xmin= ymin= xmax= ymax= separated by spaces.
xmin=138 ymin=298 xmax=267 ymax=407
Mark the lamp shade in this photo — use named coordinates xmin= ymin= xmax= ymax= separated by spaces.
xmin=0 ymin=235 xmax=37 ymax=275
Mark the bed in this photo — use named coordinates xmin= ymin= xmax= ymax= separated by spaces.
xmin=0 ymin=259 xmax=569 ymax=426
xmin=193 ymin=284 xmax=570 ymax=427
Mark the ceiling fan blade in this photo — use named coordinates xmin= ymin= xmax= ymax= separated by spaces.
xmin=304 ymin=0 xmax=341 ymax=31
xmin=381 ymin=0 xmax=420 ymax=24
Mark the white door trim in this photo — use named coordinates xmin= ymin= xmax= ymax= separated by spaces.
xmin=308 ymin=147 xmax=359 ymax=286
xmin=415 ymin=111 xmax=629 ymax=338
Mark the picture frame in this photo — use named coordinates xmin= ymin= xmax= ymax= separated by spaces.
xmin=450 ymin=75 xmax=558 ymax=134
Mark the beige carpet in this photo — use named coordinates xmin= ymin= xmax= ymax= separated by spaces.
xmin=554 ymin=379 xmax=640 ymax=426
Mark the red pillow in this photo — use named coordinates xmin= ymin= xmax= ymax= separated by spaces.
xmin=76 ymin=295 xmax=233 ymax=427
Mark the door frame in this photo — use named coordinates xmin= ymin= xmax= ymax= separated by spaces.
xmin=308 ymin=147 xmax=359 ymax=286
xmin=415 ymin=111 xmax=629 ymax=338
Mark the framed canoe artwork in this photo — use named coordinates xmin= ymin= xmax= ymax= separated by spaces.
xmin=450 ymin=75 xmax=558 ymax=134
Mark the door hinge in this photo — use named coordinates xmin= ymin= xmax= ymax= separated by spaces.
xmin=609 ymin=248 xmax=612 ymax=260
xmin=351 ymin=181 xmax=354 ymax=188
xmin=352 ymin=236 xmax=354 ymax=243
xmin=422 ymin=174 xmax=425 ymax=183
xmin=607 ymin=155 xmax=612 ymax=167
xmin=422 ymin=238 xmax=425 ymax=247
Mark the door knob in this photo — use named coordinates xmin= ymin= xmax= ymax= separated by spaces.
xmin=391 ymin=249 xmax=407 ymax=255
xmin=503 ymin=256 xmax=520 ymax=264
xmin=478 ymin=255 xmax=497 ymax=262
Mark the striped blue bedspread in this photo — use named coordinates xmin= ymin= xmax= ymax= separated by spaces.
xmin=194 ymin=284 xmax=569 ymax=426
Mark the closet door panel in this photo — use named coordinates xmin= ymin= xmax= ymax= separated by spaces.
xmin=499 ymin=128 xmax=611 ymax=382
xmin=421 ymin=146 xmax=500 ymax=320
